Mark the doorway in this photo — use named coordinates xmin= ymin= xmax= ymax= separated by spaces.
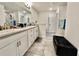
xmin=46 ymin=11 xmax=57 ymax=36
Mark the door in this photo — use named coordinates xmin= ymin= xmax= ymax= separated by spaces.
xmin=47 ymin=12 xmax=57 ymax=36
xmin=33 ymin=28 xmax=37 ymax=40
xmin=18 ymin=31 xmax=28 ymax=56
xmin=28 ymin=29 xmax=34 ymax=47
xmin=35 ymin=27 xmax=38 ymax=38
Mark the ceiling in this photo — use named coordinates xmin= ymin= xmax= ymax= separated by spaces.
xmin=0 ymin=2 xmax=67 ymax=13
xmin=32 ymin=2 xmax=67 ymax=12
xmin=0 ymin=2 xmax=30 ymax=13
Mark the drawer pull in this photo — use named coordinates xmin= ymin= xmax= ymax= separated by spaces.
xmin=17 ymin=42 xmax=19 ymax=47
xmin=17 ymin=41 xmax=21 ymax=47
xmin=19 ymin=41 xmax=21 ymax=46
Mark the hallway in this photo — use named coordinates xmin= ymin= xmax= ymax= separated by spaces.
xmin=24 ymin=36 xmax=56 ymax=56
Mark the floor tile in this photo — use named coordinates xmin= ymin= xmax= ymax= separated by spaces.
xmin=24 ymin=36 xmax=56 ymax=56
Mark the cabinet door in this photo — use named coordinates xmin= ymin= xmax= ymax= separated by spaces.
xmin=34 ymin=27 xmax=38 ymax=39
xmin=18 ymin=31 xmax=28 ymax=56
xmin=33 ymin=28 xmax=37 ymax=40
xmin=32 ymin=28 xmax=36 ymax=42
xmin=28 ymin=29 xmax=34 ymax=47
xmin=36 ymin=27 xmax=38 ymax=37
xmin=0 ymin=41 xmax=17 ymax=56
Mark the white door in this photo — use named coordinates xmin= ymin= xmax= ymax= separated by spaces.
xmin=47 ymin=12 xmax=57 ymax=35
xmin=0 ymin=41 xmax=17 ymax=56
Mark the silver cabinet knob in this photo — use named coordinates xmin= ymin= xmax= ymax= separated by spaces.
xmin=17 ymin=42 xmax=19 ymax=47
xmin=17 ymin=41 xmax=21 ymax=47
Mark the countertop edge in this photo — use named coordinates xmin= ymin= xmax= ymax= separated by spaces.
xmin=0 ymin=26 xmax=37 ymax=39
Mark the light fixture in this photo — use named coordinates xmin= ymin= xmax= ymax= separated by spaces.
xmin=24 ymin=0 xmax=32 ymax=8
xmin=49 ymin=7 xmax=53 ymax=11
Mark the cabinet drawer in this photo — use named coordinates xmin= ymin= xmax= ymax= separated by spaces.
xmin=0 ymin=41 xmax=17 ymax=56
xmin=0 ymin=31 xmax=26 ymax=49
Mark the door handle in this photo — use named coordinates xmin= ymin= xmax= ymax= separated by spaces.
xmin=17 ymin=41 xmax=21 ymax=47
xmin=17 ymin=42 xmax=19 ymax=47
xmin=19 ymin=41 xmax=21 ymax=46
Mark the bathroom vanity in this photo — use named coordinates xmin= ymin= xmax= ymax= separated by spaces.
xmin=0 ymin=26 xmax=38 ymax=56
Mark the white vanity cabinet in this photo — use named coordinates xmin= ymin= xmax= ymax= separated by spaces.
xmin=0 ymin=26 xmax=38 ymax=56
xmin=28 ymin=27 xmax=38 ymax=48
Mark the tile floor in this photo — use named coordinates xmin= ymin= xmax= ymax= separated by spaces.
xmin=24 ymin=36 xmax=56 ymax=56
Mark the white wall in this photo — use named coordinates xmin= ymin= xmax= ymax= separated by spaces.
xmin=38 ymin=11 xmax=57 ymax=37
xmin=65 ymin=2 xmax=79 ymax=55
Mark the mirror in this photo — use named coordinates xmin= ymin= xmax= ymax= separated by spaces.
xmin=58 ymin=19 xmax=66 ymax=30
